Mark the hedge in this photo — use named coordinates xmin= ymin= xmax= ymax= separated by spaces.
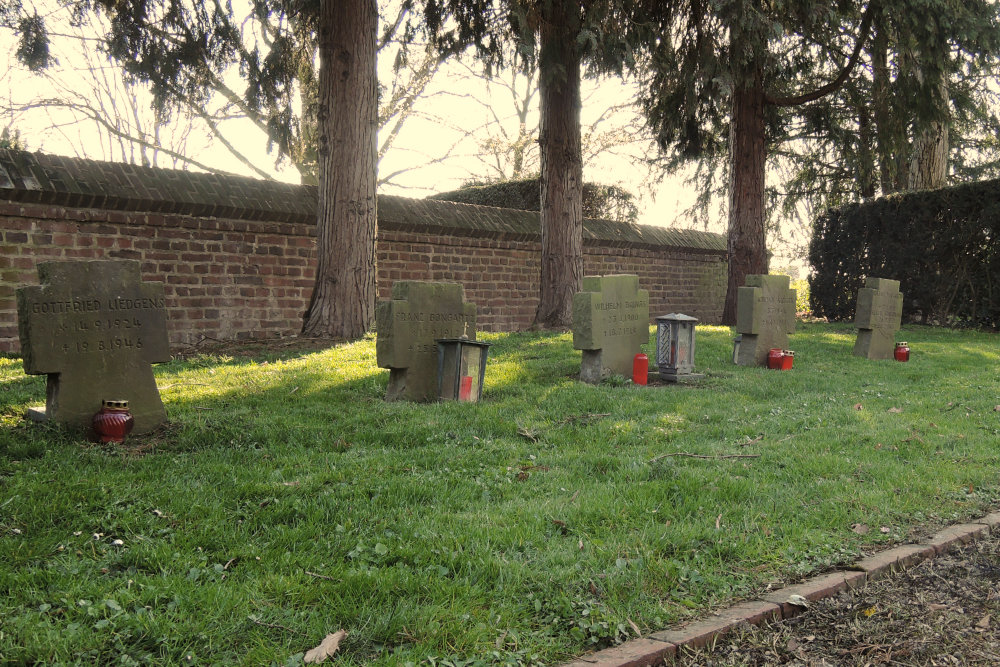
xmin=428 ymin=178 xmax=639 ymax=223
xmin=808 ymin=178 xmax=1000 ymax=328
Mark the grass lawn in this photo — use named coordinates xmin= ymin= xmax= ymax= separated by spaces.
xmin=1 ymin=321 xmax=999 ymax=666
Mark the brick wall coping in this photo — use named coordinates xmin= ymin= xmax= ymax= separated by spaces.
xmin=0 ymin=149 xmax=725 ymax=253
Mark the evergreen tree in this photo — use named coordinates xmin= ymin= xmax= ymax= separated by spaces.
xmin=640 ymin=0 xmax=876 ymax=324
xmin=9 ymin=0 xmax=380 ymax=340
xmin=639 ymin=0 xmax=1000 ymax=324
xmin=423 ymin=0 xmax=645 ymax=328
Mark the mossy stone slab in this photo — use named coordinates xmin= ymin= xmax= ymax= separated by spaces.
xmin=16 ymin=260 xmax=169 ymax=434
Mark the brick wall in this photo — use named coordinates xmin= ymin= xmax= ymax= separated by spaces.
xmin=0 ymin=150 xmax=726 ymax=354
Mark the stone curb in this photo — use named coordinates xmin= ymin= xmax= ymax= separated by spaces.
xmin=560 ymin=518 xmax=995 ymax=666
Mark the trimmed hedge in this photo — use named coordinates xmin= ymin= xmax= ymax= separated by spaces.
xmin=429 ymin=178 xmax=639 ymax=223
xmin=809 ymin=178 xmax=1000 ymax=327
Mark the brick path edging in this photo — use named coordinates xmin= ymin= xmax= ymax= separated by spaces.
xmin=561 ymin=512 xmax=1000 ymax=666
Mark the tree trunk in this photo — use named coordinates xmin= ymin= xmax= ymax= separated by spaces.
xmin=302 ymin=0 xmax=378 ymax=339
xmin=721 ymin=79 xmax=768 ymax=325
xmin=857 ymin=98 xmax=877 ymax=199
xmin=871 ymin=18 xmax=907 ymax=194
xmin=907 ymin=78 xmax=949 ymax=190
xmin=532 ymin=0 xmax=583 ymax=329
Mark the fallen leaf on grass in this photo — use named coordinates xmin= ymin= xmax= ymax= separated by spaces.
xmin=851 ymin=523 xmax=870 ymax=535
xmin=880 ymin=526 xmax=891 ymax=534
xmin=888 ymin=407 xmax=903 ymax=414
xmin=304 ymin=630 xmax=347 ymax=664
xmin=628 ymin=618 xmax=641 ymax=636
xmin=854 ymin=403 xmax=864 ymax=411
xmin=994 ymin=405 xmax=1000 ymax=412
xmin=928 ymin=603 xmax=950 ymax=611
xmin=978 ymin=614 xmax=991 ymax=629
xmin=787 ymin=594 xmax=809 ymax=608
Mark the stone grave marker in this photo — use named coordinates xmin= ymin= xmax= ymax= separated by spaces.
xmin=735 ymin=274 xmax=797 ymax=366
xmin=16 ymin=260 xmax=170 ymax=433
xmin=573 ymin=274 xmax=650 ymax=383
xmin=853 ymin=277 xmax=903 ymax=359
xmin=376 ymin=281 xmax=477 ymax=402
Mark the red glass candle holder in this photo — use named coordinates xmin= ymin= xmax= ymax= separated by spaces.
xmin=632 ymin=353 xmax=648 ymax=385
xmin=780 ymin=350 xmax=795 ymax=370
xmin=92 ymin=399 xmax=135 ymax=443
xmin=894 ymin=341 xmax=910 ymax=362
xmin=767 ymin=348 xmax=784 ymax=369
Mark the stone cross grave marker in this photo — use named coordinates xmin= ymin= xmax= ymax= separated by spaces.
xmin=853 ymin=277 xmax=903 ymax=360
xmin=16 ymin=260 xmax=170 ymax=433
xmin=735 ymin=274 xmax=797 ymax=366
xmin=376 ymin=281 xmax=477 ymax=402
xmin=573 ymin=274 xmax=650 ymax=383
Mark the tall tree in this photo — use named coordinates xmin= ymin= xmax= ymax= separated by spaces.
xmin=773 ymin=1 xmax=1000 ymax=222
xmin=301 ymin=0 xmax=377 ymax=338
xmin=641 ymin=0 xmax=876 ymax=324
xmin=1 ymin=1 xmax=444 ymax=188
xmin=424 ymin=0 xmax=641 ymax=328
xmin=7 ymin=0 xmax=389 ymax=339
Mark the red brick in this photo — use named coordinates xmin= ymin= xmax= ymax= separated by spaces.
xmin=974 ymin=512 xmax=1000 ymax=530
xmin=920 ymin=523 xmax=988 ymax=554
xmin=650 ymin=601 xmax=781 ymax=648
xmin=564 ymin=638 xmax=676 ymax=667
xmin=762 ymin=571 xmax=865 ymax=618
xmin=855 ymin=544 xmax=934 ymax=582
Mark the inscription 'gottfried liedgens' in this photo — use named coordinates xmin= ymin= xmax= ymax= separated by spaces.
xmin=16 ymin=259 xmax=171 ymax=434
xmin=31 ymin=297 xmax=166 ymax=314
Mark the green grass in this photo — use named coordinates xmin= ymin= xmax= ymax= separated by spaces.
xmin=1 ymin=322 xmax=999 ymax=665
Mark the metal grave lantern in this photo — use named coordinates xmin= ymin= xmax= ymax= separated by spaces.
xmin=654 ymin=313 xmax=703 ymax=382
xmin=436 ymin=338 xmax=491 ymax=402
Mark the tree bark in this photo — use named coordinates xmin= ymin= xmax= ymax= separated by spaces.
xmin=871 ymin=19 xmax=906 ymax=194
xmin=721 ymin=78 xmax=768 ymax=325
xmin=302 ymin=0 xmax=378 ymax=339
xmin=532 ymin=0 xmax=583 ymax=329
xmin=908 ymin=78 xmax=949 ymax=190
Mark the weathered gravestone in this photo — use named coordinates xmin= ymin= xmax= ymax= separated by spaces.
xmin=573 ymin=274 xmax=650 ymax=383
xmin=853 ymin=277 xmax=903 ymax=360
xmin=735 ymin=274 xmax=797 ymax=366
xmin=16 ymin=260 xmax=170 ymax=433
xmin=376 ymin=281 xmax=477 ymax=402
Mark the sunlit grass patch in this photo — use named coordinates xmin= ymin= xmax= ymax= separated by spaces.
xmin=1 ymin=322 xmax=999 ymax=664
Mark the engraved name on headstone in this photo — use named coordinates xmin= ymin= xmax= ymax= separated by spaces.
xmin=735 ymin=274 xmax=797 ymax=366
xmin=16 ymin=260 xmax=170 ymax=433
xmin=572 ymin=274 xmax=650 ymax=383
xmin=853 ymin=277 xmax=903 ymax=360
xmin=376 ymin=281 xmax=477 ymax=402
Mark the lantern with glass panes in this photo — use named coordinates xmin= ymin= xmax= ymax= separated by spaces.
xmin=655 ymin=313 xmax=703 ymax=382
xmin=435 ymin=338 xmax=491 ymax=402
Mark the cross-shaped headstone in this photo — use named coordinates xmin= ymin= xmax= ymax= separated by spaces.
xmin=376 ymin=281 xmax=477 ymax=401
xmin=735 ymin=274 xmax=797 ymax=366
xmin=853 ymin=277 xmax=903 ymax=360
xmin=16 ymin=260 xmax=170 ymax=433
xmin=573 ymin=274 xmax=650 ymax=383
